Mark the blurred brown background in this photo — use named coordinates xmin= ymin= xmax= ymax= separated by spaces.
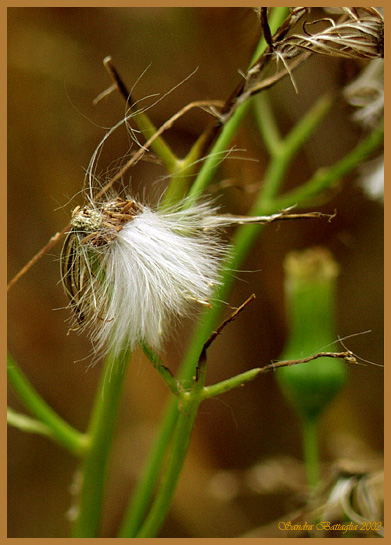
xmin=8 ymin=7 xmax=383 ymax=538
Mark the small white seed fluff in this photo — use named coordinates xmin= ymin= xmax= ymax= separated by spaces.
xmin=80 ymin=200 xmax=228 ymax=358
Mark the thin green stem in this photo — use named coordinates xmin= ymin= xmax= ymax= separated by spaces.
xmin=7 ymin=353 xmax=87 ymax=457
xmin=135 ymin=394 xmax=200 ymax=537
xmin=130 ymin=109 xmax=178 ymax=173
xmin=160 ymin=158 xmax=198 ymax=209
xmin=253 ymin=92 xmax=283 ymax=156
xmin=185 ymin=7 xmax=290 ymax=205
xmin=135 ymin=348 xmax=207 ymax=538
xmin=202 ymin=367 xmax=262 ymax=399
xmin=140 ymin=341 xmax=181 ymax=397
xmin=269 ymin=118 xmax=384 ymax=212
xmin=118 ymin=21 xmax=332 ymax=534
xmin=8 ymin=406 xmax=57 ymax=438
xmin=301 ymin=416 xmax=320 ymax=488
xmin=104 ymin=57 xmax=178 ymax=174
xmin=259 ymin=92 xmax=334 ymax=207
xmin=215 ymin=94 xmax=333 ymax=289
xmin=117 ymin=397 xmax=180 ymax=537
xmin=185 ymin=103 xmax=251 ymax=203
xmin=122 ymin=87 xmax=337 ymax=536
xmin=71 ymin=347 xmax=132 ymax=537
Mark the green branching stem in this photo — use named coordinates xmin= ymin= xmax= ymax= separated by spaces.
xmin=135 ymin=391 xmax=202 ymax=537
xmin=118 ymin=396 xmax=181 ymax=537
xmin=118 ymin=8 xmax=293 ymax=538
xmin=184 ymin=7 xmax=291 ymax=206
xmin=118 ymin=99 xmax=383 ymax=538
xmin=202 ymin=368 xmax=262 ymax=399
xmin=7 ymin=407 xmax=60 ymax=439
xmin=7 ymin=353 xmax=87 ymax=457
xmin=269 ymin=118 xmax=384 ymax=212
xmin=140 ymin=341 xmax=181 ymax=397
xmin=129 ymin=109 xmax=178 ymax=174
xmin=253 ymin=92 xmax=283 ymax=155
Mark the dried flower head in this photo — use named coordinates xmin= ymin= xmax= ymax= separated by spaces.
xmin=344 ymin=57 xmax=384 ymax=128
xmin=309 ymin=461 xmax=384 ymax=537
xmin=275 ymin=7 xmax=384 ymax=61
xmin=343 ymin=55 xmax=384 ymax=202
xmin=61 ymin=195 xmax=229 ymax=358
xmin=357 ymin=155 xmax=384 ymax=203
xmin=61 ymin=192 xmax=330 ymax=359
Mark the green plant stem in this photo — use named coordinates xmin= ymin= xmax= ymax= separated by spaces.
xmin=105 ymin=56 xmax=179 ymax=174
xmin=118 ymin=396 xmax=181 ymax=537
xmin=7 ymin=353 xmax=87 ymax=457
xmin=140 ymin=341 xmax=181 ymax=396
xmin=301 ymin=416 xmax=320 ymax=488
xmin=130 ymin=109 xmax=178 ymax=173
xmin=71 ymin=347 xmax=131 ymax=537
xmin=160 ymin=158 xmax=198 ymax=209
xmin=185 ymin=103 xmax=252 ymax=204
xmin=124 ymin=93 xmax=334 ymax=531
xmin=135 ymin=334 xmax=208 ymax=538
xmin=185 ymin=7 xmax=290 ymax=205
xmin=135 ymin=394 xmax=201 ymax=537
xmin=202 ymin=367 xmax=262 ymax=399
xmin=118 ymin=49 xmax=333 ymax=539
xmin=160 ymin=7 xmax=291 ymax=211
xmin=7 ymin=406 xmax=57 ymax=438
xmin=269 ymin=118 xmax=384 ymax=212
xmin=253 ymin=92 xmax=283 ymax=155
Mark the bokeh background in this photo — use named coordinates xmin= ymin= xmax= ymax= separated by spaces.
xmin=8 ymin=7 xmax=383 ymax=538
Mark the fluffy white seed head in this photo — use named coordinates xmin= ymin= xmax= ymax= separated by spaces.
xmin=61 ymin=197 xmax=229 ymax=358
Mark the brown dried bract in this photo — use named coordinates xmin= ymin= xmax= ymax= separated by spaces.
xmin=72 ymin=197 xmax=143 ymax=247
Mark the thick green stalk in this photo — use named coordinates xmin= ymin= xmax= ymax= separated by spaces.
xmin=7 ymin=353 xmax=87 ymax=457
xmin=71 ymin=347 xmax=131 ymax=537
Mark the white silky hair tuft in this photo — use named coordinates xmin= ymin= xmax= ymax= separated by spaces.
xmin=89 ymin=199 xmax=229 ymax=358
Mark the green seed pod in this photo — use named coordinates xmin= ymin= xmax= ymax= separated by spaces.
xmin=277 ymin=247 xmax=348 ymax=421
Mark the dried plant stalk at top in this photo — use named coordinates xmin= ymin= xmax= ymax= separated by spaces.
xmin=275 ymin=7 xmax=384 ymax=60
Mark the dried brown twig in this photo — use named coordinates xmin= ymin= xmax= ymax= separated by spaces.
xmin=196 ymin=294 xmax=256 ymax=380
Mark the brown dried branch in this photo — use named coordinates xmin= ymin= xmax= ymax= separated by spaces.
xmin=196 ymin=294 xmax=256 ymax=381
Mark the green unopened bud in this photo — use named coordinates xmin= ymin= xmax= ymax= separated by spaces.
xmin=277 ymin=247 xmax=348 ymax=421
